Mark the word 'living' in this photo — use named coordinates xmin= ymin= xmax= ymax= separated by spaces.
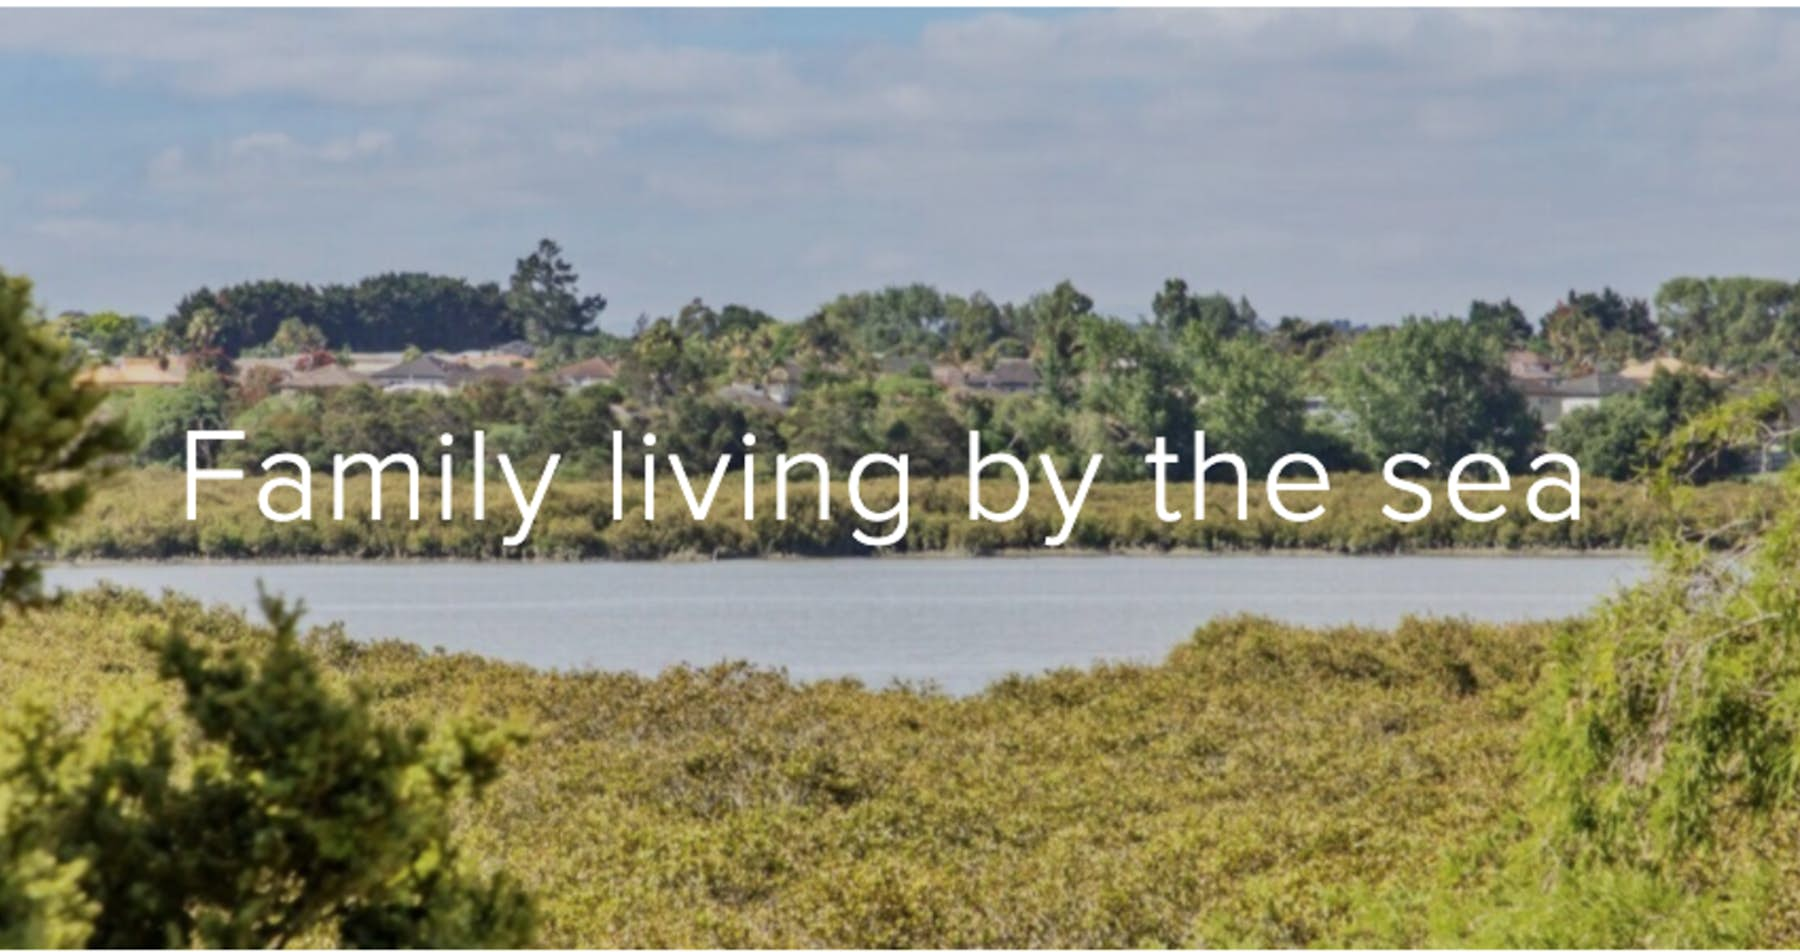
xmin=185 ymin=429 xmax=1580 ymax=549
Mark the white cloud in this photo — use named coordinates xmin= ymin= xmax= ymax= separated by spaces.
xmin=6 ymin=9 xmax=1800 ymax=324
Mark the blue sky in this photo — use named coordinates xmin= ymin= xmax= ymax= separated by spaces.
xmin=2 ymin=9 xmax=1797 ymax=331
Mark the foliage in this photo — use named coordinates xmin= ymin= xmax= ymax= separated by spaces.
xmin=1467 ymin=298 xmax=1533 ymax=347
xmin=1550 ymin=369 xmax=1732 ymax=481
xmin=0 ymin=270 xmax=130 ymax=606
xmin=0 ymin=592 xmax=533 ymax=947
xmin=1540 ymin=287 xmax=1661 ymax=369
xmin=54 ymin=468 xmax=1773 ymax=561
xmin=1152 ymin=278 xmax=1257 ymax=341
xmin=48 ymin=310 xmax=148 ymax=359
xmin=505 ymin=239 xmax=606 ymax=345
xmin=1189 ymin=334 xmax=1312 ymax=471
xmin=168 ymin=273 xmax=516 ymax=355
xmin=1 ymin=586 xmax=1548 ymax=947
xmin=1329 ymin=317 xmax=1539 ymax=468
xmin=1373 ymin=462 xmax=1800 ymax=946
xmin=115 ymin=371 xmax=232 ymax=466
xmin=1656 ymin=276 xmax=1800 ymax=373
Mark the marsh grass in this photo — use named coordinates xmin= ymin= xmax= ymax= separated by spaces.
xmin=53 ymin=470 xmax=1772 ymax=561
xmin=0 ymin=586 xmax=1544 ymax=947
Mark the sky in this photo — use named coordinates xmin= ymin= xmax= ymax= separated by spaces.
xmin=1 ymin=8 xmax=1797 ymax=332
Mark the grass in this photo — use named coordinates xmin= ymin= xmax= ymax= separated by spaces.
xmin=50 ymin=468 xmax=1776 ymax=560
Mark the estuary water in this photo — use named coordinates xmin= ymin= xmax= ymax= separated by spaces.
xmin=46 ymin=556 xmax=1648 ymax=695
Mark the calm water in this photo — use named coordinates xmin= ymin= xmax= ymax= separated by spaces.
xmin=46 ymin=557 xmax=1648 ymax=695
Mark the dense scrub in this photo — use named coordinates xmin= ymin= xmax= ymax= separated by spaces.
xmin=2 ymin=588 xmax=1548 ymax=946
xmin=52 ymin=469 xmax=1775 ymax=561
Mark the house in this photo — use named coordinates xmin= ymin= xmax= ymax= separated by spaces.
xmin=762 ymin=362 xmax=803 ymax=406
xmin=962 ymin=357 xmax=1039 ymax=394
xmin=1521 ymin=372 xmax=1642 ymax=429
xmin=455 ymin=349 xmax=539 ymax=371
xmin=368 ymin=354 xmax=475 ymax=394
xmin=1517 ymin=378 xmax=1569 ymax=427
xmin=1618 ymin=356 xmax=1725 ymax=383
xmin=1505 ymin=349 xmax=1559 ymax=382
xmin=876 ymin=353 xmax=932 ymax=377
xmin=714 ymin=382 xmax=788 ymax=414
xmin=339 ymin=352 xmax=409 ymax=374
xmin=278 ymin=364 xmax=370 ymax=392
xmin=555 ymin=356 xmax=620 ymax=390
xmin=76 ymin=355 xmax=191 ymax=389
xmin=471 ymin=364 xmax=531 ymax=387
xmin=232 ymin=355 xmax=303 ymax=377
xmin=1556 ymin=372 xmax=1642 ymax=415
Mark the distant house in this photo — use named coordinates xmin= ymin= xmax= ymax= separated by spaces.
xmin=368 ymin=354 xmax=475 ymax=394
xmin=876 ymin=353 xmax=931 ymax=377
xmin=555 ymin=356 xmax=620 ymax=390
xmin=762 ymin=362 xmax=803 ymax=406
xmin=472 ymin=364 xmax=530 ymax=387
xmin=962 ymin=357 xmax=1039 ymax=394
xmin=1505 ymin=349 xmax=1559 ymax=382
xmin=77 ymin=355 xmax=191 ymax=389
xmin=340 ymin=352 xmax=409 ymax=374
xmin=1618 ymin=356 xmax=1726 ymax=383
xmin=715 ymin=382 xmax=788 ymax=414
xmin=719 ymin=361 xmax=803 ymax=408
xmin=1521 ymin=372 xmax=1642 ymax=429
xmin=1557 ymin=372 xmax=1642 ymax=415
xmin=455 ymin=349 xmax=539 ymax=371
xmin=492 ymin=340 xmax=536 ymax=358
xmin=279 ymin=364 xmax=370 ymax=392
xmin=1517 ymin=378 xmax=1568 ymax=426
xmin=232 ymin=355 xmax=303 ymax=377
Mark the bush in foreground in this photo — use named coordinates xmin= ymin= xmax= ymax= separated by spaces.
xmin=0 ymin=592 xmax=533 ymax=947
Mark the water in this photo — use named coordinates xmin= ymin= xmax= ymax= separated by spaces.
xmin=46 ymin=556 xmax=1648 ymax=695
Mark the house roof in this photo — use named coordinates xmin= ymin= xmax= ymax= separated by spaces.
xmin=555 ymin=356 xmax=619 ymax=383
xmin=340 ymin=352 xmax=408 ymax=373
xmin=965 ymin=357 xmax=1039 ymax=389
xmin=1505 ymin=349 xmax=1560 ymax=380
xmin=715 ymin=383 xmax=786 ymax=413
xmin=76 ymin=356 xmax=191 ymax=387
xmin=1555 ymin=372 xmax=1641 ymax=398
xmin=280 ymin=364 xmax=369 ymax=390
xmin=1619 ymin=356 xmax=1726 ymax=382
xmin=472 ymin=365 xmax=530 ymax=386
xmin=369 ymin=353 xmax=474 ymax=382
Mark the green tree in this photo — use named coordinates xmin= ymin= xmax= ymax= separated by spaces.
xmin=1654 ymin=276 xmax=1800 ymax=373
xmin=1151 ymin=279 xmax=1257 ymax=341
xmin=265 ymin=317 xmax=329 ymax=356
xmin=1467 ymin=298 xmax=1532 ymax=346
xmin=0 ymin=592 xmax=534 ymax=947
xmin=1540 ymin=287 xmax=1660 ymax=368
xmin=505 ymin=239 xmax=606 ymax=345
xmin=52 ymin=311 xmax=146 ymax=359
xmin=0 ymin=270 xmax=130 ymax=606
xmin=1330 ymin=317 xmax=1539 ymax=468
xmin=1022 ymin=281 xmax=1094 ymax=405
xmin=1191 ymin=335 xmax=1311 ymax=471
xmin=120 ymin=371 xmax=232 ymax=467
xmin=1551 ymin=369 xmax=1732 ymax=481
